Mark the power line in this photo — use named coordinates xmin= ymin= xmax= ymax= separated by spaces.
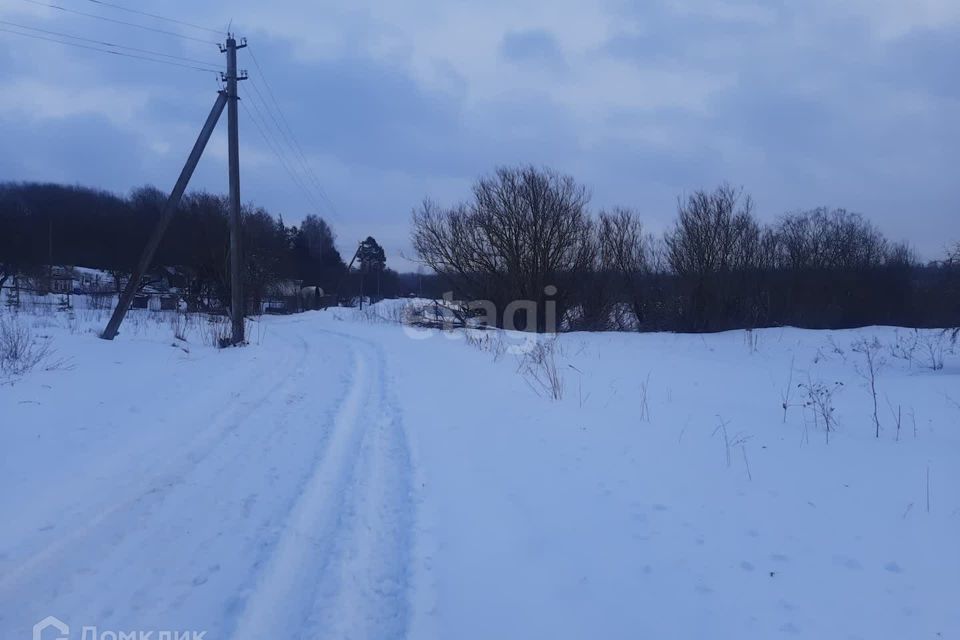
xmin=241 ymin=94 xmax=328 ymax=220
xmin=243 ymin=77 xmax=339 ymax=223
xmin=244 ymin=75 xmax=328 ymax=212
xmin=246 ymin=45 xmax=339 ymax=219
xmin=83 ymin=0 xmax=224 ymax=36
xmin=242 ymin=73 xmax=340 ymax=222
xmin=239 ymin=88 xmax=328 ymax=217
xmin=21 ymin=0 xmax=219 ymax=45
xmin=4 ymin=8 xmax=339 ymax=222
xmin=0 ymin=25 xmax=220 ymax=73
xmin=246 ymin=71 xmax=338 ymax=221
xmin=245 ymin=49 xmax=319 ymax=178
xmin=0 ymin=19 xmax=221 ymax=68
xmin=252 ymin=81 xmax=339 ymax=217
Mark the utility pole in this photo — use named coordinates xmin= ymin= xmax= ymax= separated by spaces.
xmin=334 ymin=241 xmax=363 ymax=308
xmin=101 ymin=34 xmax=249 ymax=342
xmin=222 ymin=34 xmax=247 ymax=345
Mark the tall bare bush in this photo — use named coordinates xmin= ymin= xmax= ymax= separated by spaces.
xmin=664 ymin=184 xmax=766 ymax=330
xmin=0 ymin=316 xmax=52 ymax=377
xmin=598 ymin=208 xmax=655 ymax=328
xmin=412 ymin=166 xmax=595 ymax=331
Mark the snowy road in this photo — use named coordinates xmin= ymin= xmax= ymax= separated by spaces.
xmin=1 ymin=322 xmax=415 ymax=639
xmin=3 ymin=308 xmax=959 ymax=639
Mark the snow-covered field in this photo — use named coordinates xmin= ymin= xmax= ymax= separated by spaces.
xmin=1 ymin=299 xmax=958 ymax=639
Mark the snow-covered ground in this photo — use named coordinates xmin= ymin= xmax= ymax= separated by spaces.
xmin=1 ymin=299 xmax=958 ymax=639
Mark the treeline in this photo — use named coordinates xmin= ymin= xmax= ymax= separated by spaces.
xmin=0 ymin=182 xmax=401 ymax=309
xmin=3 ymin=177 xmax=957 ymax=332
xmin=413 ymin=166 xmax=960 ymax=332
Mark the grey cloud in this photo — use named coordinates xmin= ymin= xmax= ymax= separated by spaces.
xmin=0 ymin=0 xmax=957 ymax=263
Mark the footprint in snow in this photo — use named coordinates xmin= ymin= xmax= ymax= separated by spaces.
xmin=884 ymin=561 xmax=903 ymax=573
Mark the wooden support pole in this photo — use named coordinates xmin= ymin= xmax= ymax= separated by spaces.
xmin=101 ymin=91 xmax=228 ymax=340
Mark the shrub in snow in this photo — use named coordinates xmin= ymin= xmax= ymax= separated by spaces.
xmin=464 ymin=330 xmax=507 ymax=362
xmin=205 ymin=315 xmax=232 ymax=348
xmin=889 ymin=329 xmax=953 ymax=371
xmin=852 ymin=337 xmax=885 ymax=437
xmin=917 ymin=331 xmax=952 ymax=371
xmin=170 ymin=311 xmax=189 ymax=342
xmin=780 ymin=357 xmax=797 ymax=423
xmin=713 ymin=416 xmax=752 ymax=475
xmin=0 ymin=315 xmax=52 ymax=378
xmin=799 ymin=378 xmax=842 ymax=444
xmin=888 ymin=329 xmax=919 ymax=366
xmin=517 ymin=338 xmax=564 ymax=400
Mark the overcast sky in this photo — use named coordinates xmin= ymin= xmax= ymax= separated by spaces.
xmin=0 ymin=0 xmax=957 ymax=268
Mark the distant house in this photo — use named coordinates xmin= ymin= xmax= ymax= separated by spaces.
xmin=300 ymin=285 xmax=336 ymax=311
xmin=49 ymin=266 xmax=75 ymax=294
xmin=153 ymin=295 xmax=179 ymax=311
xmin=115 ymin=266 xmax=193 ymax=312
xmin=132 ymin=283 xmax=179 ymax=312
xmin=262 ymin=279 xmax=303 ymax=314
xmin=72 ymin=267 xmax=114 ymax=294
xmin=151 ymin=266 xmax=193 ymax=293
xmin=271 ymin=279 xmax=302 ymax=297
xmin=9 ymin=265 xmax=115 ymax=295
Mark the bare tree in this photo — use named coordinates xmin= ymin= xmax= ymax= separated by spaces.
xmin=664 ymin=184 xmax=763 ymax=330
xmin=774 ymin=208 xmax=890 ymax=271
xmin=412 ymin=166 xmax=595 ymax=331
xmin=598 ymin=207 xmax=654 ymax=328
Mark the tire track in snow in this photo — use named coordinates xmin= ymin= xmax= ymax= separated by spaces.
xmin=0 ymin=324 xmax=416 ymax=639
xmin=231 ymin=333 xmax=415 ymax=640
xmin=304 ymin=344 xmax=414 ymax=640
xmin=0 ymin=334 xmax=312 ymax=597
